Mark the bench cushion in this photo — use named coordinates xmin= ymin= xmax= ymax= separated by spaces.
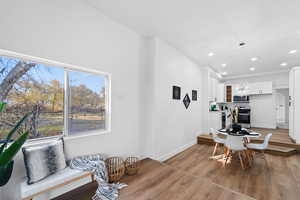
xmin=21 ymin=167 xmax=91 ymax=199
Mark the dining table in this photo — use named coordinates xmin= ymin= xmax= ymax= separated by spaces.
xmin=210 ymin=128 xmax=262 ymax=166
xmin=217 ymin=128 xmax=262 ymax=141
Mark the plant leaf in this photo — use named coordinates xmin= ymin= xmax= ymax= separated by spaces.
xmin=0 ymin=112 xmax=31 ymax=154
xmin=0 ymin=102 xmax=6 ymax=113
xmin=0 ymin=131 xmax=28 ymax=166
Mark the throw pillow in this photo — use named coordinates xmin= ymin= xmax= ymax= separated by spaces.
xmin=22 ymin=139 xmax=67 ymax=184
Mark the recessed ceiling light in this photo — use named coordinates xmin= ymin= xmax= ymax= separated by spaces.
xmin=251 ymin=57 xmax=257 ymax=61
xmin=221 ymin=72 xmax=228 ymax=76
xmin=208 ymin=52 xmax=214 ymax=56
xmin=217 ymin=73 xmax=222 ymax=78
xmin=280 ymin=62 xmax=288 ymax=66
xmin=289 ymin=49 xmax=297 ymax=54
xmin=249 ymin=67 xmax=255 ymax=71
xmin=221 ymin=63 xmax=227 ymax=67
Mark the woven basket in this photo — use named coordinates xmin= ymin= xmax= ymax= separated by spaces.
xmin=125 ymin=157 xmax=140 ymax=176
xmin=105 ymin=157 xmax=125 ymax=183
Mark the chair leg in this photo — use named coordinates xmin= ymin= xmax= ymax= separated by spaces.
xmin=223 ymin=146 xmax=228 ymax=158
xmin=241 ymin=151 xmax=248 ymax=168
xmin=248 ymin=149 xmax=254 ymax=161
xmin=245 ymin=150 xmax=252 ymax=167
xmin=212 ymin=143 xmax=218 ymax=156
xmin=224 ymin=150 xmax=231 ymax=167
xmin=238 ymin=152 xmax=245 ymax=170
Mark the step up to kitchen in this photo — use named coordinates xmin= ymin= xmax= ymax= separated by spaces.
xmin=266 ymin=145 xmax=297 ymax=156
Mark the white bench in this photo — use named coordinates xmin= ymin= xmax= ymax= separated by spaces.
xmin=21 ymin=167 xmax=94 ymax=200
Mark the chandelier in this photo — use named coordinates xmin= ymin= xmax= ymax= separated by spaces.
xmin=237 ymin=82 xmax=249 ymax=96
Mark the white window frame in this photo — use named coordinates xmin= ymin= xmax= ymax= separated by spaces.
xmin=0 ymin=49 xmax=111 ymax=141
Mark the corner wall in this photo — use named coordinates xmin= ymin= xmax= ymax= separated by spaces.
xmin=142 ymin=38 xmax=203 ymax=161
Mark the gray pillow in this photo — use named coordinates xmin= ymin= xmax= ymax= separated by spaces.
xmin=22 ymin=139 xmax=67 ymax=184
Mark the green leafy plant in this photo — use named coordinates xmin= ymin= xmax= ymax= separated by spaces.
xmin=0 ymin=102 xmax=31 ymax=186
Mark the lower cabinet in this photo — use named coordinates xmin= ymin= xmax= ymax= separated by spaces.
xmin=209 ymin=111 xmax=222 ymax=131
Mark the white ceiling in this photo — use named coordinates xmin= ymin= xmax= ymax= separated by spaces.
xmin=86 ymin=0 xmax=300 ymax=78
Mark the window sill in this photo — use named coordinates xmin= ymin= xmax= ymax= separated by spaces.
xmin=23 ymin=129 xmax=110 ymax=146
xmin=24 ymin=135 xmax=63 ymax=146
xmin=63 ymin=129 xmax=110 ymax=140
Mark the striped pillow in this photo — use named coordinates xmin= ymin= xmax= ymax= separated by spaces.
xmin=22 ymin=139 xmax=67 ymax=184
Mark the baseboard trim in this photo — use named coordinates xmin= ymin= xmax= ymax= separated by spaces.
xmin=156 ymin=140 xmax=197 ymax=162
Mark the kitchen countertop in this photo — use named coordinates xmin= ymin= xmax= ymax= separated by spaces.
xmin=209 ymin=110 xmax=225 ymax=112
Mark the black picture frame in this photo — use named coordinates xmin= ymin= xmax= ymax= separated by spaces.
xmin=172 ymin=86 xmax=181 ymax=100
xmin=192 ymin=90 xmax=197 ymax=101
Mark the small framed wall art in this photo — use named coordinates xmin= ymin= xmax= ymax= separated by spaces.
xmin=172 ymin=86 xmax=181 ymax=100
xmin=192 ymin=90 xmax=197 ymax=101
xmin=183 ymin=93 xmax=191 ymax=109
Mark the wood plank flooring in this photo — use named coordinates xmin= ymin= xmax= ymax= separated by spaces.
xmin=250 ymin=128 xmax=292 ymax=144
xmin=165 ymin=144 xmax=300 ymax=200
xmin=54 ymin=144 xmax=300 ymax=200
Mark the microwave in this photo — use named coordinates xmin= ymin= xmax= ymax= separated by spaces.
xmin=233 ymin=95 xmax=249 ymax=102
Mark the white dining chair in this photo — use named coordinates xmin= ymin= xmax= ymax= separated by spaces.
xmin=246 ymin=133 xmax=272 ymax=160
xmin=224 ymin=135 xmax=247 ymax=170
xmin=210 ymin=128 xmax=226 ymax=156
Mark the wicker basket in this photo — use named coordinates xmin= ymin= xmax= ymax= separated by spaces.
xmin=125 ymin=157 xmax=140 ymax=176
xmin=105 ymin=157 xmax=125 ymax=183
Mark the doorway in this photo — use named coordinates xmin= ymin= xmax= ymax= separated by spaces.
xmin=275 ymin=88 xmax=289 ymax=129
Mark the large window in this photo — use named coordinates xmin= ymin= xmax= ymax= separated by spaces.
xmin=68 ymin=70 xmax=106 ymax=135
xmin=0 ymin=53 xmax=109 ymax=140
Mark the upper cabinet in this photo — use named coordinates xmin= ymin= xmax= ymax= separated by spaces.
xmin=224 ymin=81 xmax=273 ymax=102
xmin=217 ymin=83 xmax=225 ymax=102
xmin=226 ymin=85 xmax=232 ymax=102
xmin=208 ymin=77 xmax=224 ymax=102
xmin=248 ymin=82 xmax=272 ymax=95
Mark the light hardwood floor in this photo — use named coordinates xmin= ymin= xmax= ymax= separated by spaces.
xmin=165 ymin=144 xmax=300 ymax=200
xmin=250 ymin=128 xmax=292 ymax=144
xmin=55 ymin=144 xmax=300 ymax=200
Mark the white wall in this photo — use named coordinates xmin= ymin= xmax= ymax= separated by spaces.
xmin=141 ymin=38 xmax=203 ymax=161
xmin=0 ymin=0 xmax=145 ymax=199
xmin=0 ymin=1 xmax=204 ymax=199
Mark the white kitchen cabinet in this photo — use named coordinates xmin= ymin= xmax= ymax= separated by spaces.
xmin=212 ymin=78 xmax=217 ymax=101
xmin=248 ymin=82 xmax=272 ymax=95
xmin=208 ymin=77 xmax=213 ymax=101
xmin=209 ymin=77 xmax=220 ymax=102
xmin=209 ymin=111 xmax=222 ymax=131
xmin=248 ymin=83 xmax=258 ymax=95
xmin=217 ymin=83 xmax=225 ymax=102
xmin=232 ymin=84 xmax=239 ymax=96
